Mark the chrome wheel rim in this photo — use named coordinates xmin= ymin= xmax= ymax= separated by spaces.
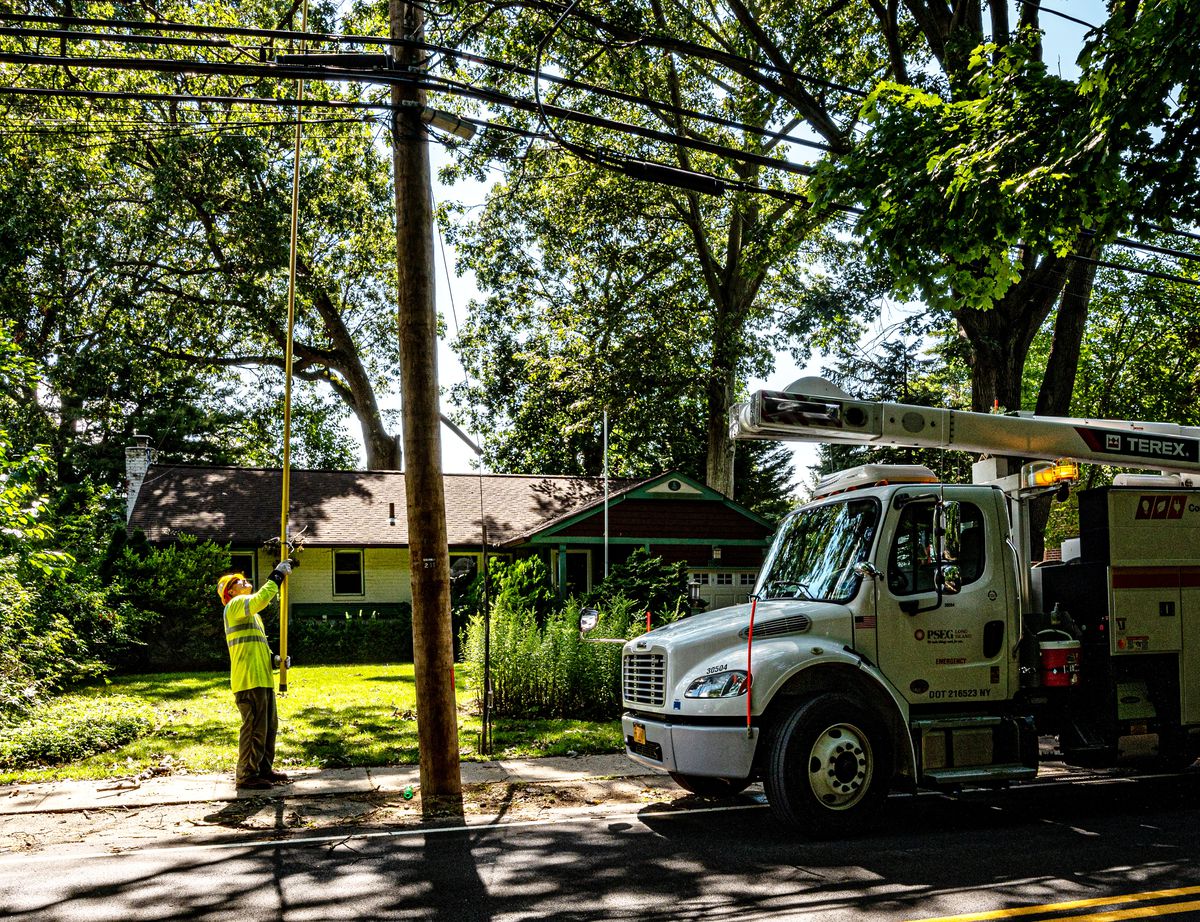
xmin=807 ymin=721 xmax=873 ymax=810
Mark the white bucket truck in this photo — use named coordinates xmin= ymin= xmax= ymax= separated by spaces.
xmin=592 ymin=378 xmax=1200 ymax=835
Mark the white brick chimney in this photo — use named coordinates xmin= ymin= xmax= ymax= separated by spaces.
xmin=125 ymin=434 xmax=158 ymax=522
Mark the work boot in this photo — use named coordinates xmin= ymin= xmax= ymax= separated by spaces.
xmin=237 ymin=778 xmax=272 ymax=790
xmin=261 ymin=770 xmax=291 ymax=784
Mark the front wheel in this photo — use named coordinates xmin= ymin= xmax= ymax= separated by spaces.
xmin=764 ymin=694 xmax=892 ymax=837
xmin=668 ymin=772 xmax=751 ymax=798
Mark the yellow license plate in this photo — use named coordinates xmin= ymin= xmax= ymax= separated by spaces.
xmin=633 ymin=722 xmax=646 ymax=746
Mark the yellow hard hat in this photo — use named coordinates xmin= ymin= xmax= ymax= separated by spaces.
xmin=218 ymin=573 xmax=246 ymax=604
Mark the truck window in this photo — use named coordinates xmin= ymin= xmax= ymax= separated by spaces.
xmin=756 ymin=498 xmax=879 ymax=603
xmin=887 ymin=500 xmax=985 ymax=596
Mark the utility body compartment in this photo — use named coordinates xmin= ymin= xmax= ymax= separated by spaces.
xmin=1039 ymin=486 xmax=1200 ymax=762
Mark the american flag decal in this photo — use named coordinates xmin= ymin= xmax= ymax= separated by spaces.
xmin=855 ymin=614 xmax=877 ymax=629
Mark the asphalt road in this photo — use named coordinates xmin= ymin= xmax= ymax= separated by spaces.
xmin=3 ymin=770 xmax=1200 ymax=921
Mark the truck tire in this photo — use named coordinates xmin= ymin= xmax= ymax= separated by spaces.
xmin=764 ymin=694 xmax=891 ymax=837
xmin=668 ymin=772 xmax=751 ymax=797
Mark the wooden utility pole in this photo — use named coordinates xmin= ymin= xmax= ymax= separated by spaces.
xmin=389 ymin=0 xmax=462 ymax=808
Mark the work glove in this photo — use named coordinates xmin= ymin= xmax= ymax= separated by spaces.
xmin=268 ymin=558 xmax=294 ymax=585
xmin=272 ymin=654 xmax=293 ymax=670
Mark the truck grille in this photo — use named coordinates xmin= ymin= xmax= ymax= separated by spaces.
xmin=623 ymin=652 xmax=666 ymax=706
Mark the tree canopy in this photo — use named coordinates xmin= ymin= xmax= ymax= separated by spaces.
xmin=437 ymin=0 xmax=902 ymax=498
xmin=1 ymin=0 xmax=399 ymax=480
xmin=817 ymin=0 xmax=1200 ymax=418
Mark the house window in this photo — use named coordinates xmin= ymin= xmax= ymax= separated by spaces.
xmin=716 ymin=573 xmax=733 ymax=586
xmin=229 ymin=551 xmax=256 ymax=583
xmin=739 ymin=573 xmax=757 ymax=586
xmin=693 ymin=572 xmax=709 ymax=585
xmin=333 ymin=550 xmax=364 ymax=596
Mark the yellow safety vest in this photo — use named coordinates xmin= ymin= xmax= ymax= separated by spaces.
xmin=223 ymin=581 xmax=279 ymax=692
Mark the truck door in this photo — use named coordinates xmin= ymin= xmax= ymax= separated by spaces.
xmin=874 ymin=489 xmax=1011 ymax=706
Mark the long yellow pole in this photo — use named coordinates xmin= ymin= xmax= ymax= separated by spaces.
xmin=279 ymin=0 xmax=309 ymax=695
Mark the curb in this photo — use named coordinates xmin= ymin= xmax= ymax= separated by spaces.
xmin=0 ymin=753 xmax=658 ymax=816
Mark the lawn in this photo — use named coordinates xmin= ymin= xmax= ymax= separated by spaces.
xmin=0 ymin=664 xmax=623 ymax=784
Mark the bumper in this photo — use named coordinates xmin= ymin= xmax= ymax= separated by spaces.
xmin=622 ymin=713 xmax=759 ymax=779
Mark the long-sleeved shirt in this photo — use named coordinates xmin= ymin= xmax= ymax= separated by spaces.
xmin=223 ymin=581 xmax=279 ymax=693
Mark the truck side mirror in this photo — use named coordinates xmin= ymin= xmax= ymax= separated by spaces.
xmin=854 ymin=561 xmax=882 ymax=580
xmin=579 ymin=608 xmax=600 ymax=634
xmin=940 ymin=564 xmax=961 ymax=594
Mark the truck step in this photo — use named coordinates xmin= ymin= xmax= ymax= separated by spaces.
xmin=912 ymin=715 xmax=1006 ymax=731
xmin=922 ymin=764 xmax=1038 ymax=786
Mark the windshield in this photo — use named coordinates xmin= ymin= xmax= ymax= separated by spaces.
xmin=756 ymin=498 xmax=880 ymax=602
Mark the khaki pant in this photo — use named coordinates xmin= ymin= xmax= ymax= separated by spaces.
xmin=234 ymin=686 xmax=277 ymax=785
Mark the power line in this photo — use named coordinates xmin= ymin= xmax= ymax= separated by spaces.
xmin=0 ymin=10 xmax=868 ymax=99
xmin=0 ymin=49 xmax=816 ymax=186
xmin=6 ymin=78 xmax=1200 ymax=281
xmin=1012 ymin=0 xmax=1099 ymax=31
xmin=0 ymin=23 xmax=236 ymax=49
xmin=0 ymin=20 xmax=836 ymax=156
xmin=1143 ymin=222 xmax=1200 ymax=246
xmin=0 ymin=11 xmax=325 ymax=43
xmin=1111 ymin=234 xmax=1200 ymax=267
xmin=5 ymin=25 xmax=1200 ymax=287
xmin=418 ymin=38 xmax=834 ymax=154
xmin=0 ymin=84 xmax=387 ymax=112
xmin=1076 ymin=254 xmax=1200 ymax=288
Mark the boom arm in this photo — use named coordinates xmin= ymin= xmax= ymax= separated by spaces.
xmin=732 ymin=378 xmax=1200 ymax=477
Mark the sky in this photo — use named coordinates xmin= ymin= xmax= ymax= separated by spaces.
xmin=358 ymin=1 xmax=1107 ymax=483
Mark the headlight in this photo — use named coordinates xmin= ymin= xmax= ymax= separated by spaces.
xmin=685 ymin=670 xmax=749 ymax=698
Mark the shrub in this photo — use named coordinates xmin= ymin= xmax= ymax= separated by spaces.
xmin=0 ymin=694 xmax=153 ymax=768
xmin=113 ymin=535 xmax=234 ymax=671
xmin=462 ymin=556 xmax=656 ymax=721
xmin=0 ymin=556 xmax=119 ymax=722
xmin=464 ymin=597 xmax=625 ymax=720
xmin=490 ymin=556 xmax=555 ymax=622
xmin=584 ymin=547 xmax=689 ymax=617
xmin=279 ymin=606 xmax=414 ymax=663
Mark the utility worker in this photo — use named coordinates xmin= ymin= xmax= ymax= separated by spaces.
xmin=218 ymin=560 xmax=295 ymax=790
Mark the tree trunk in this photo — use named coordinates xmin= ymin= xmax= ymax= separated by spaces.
xmin=704 ymin=362 xmax=736 ymax=496
xmin=304 ymin=282 xmax=401 ymax=470
xmin=1028 ymin=240 xmax=1099 ymax=560
xmin=1035 ymin=241 xmax=1097 ymax=417
xmin=956 ymin=255 xmax=1071 ymax=412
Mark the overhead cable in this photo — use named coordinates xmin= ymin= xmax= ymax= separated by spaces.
xmin=0 ymin=20 xmax=835 ymax=155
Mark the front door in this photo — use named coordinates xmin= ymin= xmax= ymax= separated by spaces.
xmin=874 ymin=488 xmax=1012 ymax=707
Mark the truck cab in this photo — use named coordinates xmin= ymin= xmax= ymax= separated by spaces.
xmin=618 ymin=463 xmax=1032 ymax=834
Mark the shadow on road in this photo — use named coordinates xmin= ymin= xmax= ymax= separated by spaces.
xmin=4 ymin=771 xmax=1200 ymax=920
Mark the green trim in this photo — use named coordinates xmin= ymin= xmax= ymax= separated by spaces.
xmin=531 ymin=469 xmax=772 ymax=540
xmin=526 ymin=535 xmax=768 ymax=546
xmin=719 ymin=498 xmax=774 ymax=530
xmin=626 ymin=471 xmax=717 ymax=500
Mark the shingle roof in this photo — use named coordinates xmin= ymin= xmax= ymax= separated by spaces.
xmin=128 ymin=465 xmax=643 ymax=548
